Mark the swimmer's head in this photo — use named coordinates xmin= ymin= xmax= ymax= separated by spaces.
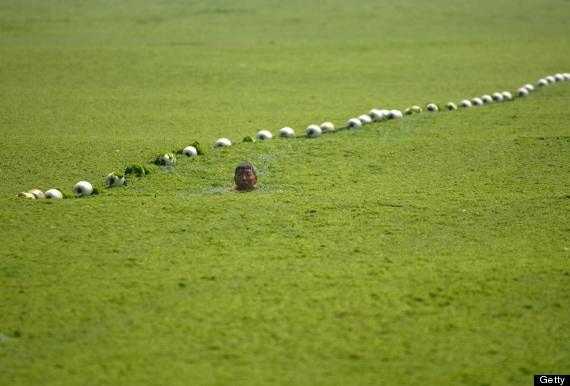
xmin=234 ymin=162 xmax=257 ymax=191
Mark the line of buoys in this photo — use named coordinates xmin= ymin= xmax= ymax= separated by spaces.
xmin=18 ymin=72 xmax=568 ymax=200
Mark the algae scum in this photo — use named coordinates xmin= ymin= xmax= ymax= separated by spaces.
xmin=1 ymin=0 xmax=570 ymax=385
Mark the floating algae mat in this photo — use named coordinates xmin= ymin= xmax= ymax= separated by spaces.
xmin=1 ymin=0 xmax=570 ymax=385
xmin=182 ymin=185 xmax=282 ymax=196
xmin=124 ymin=163 xmax=154 ymax=177
xmin=182 ymin=187 xmax=226 ymax=196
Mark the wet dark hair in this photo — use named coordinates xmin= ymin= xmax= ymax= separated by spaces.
xmin=235 ymin=162 xmax=257 ymax=176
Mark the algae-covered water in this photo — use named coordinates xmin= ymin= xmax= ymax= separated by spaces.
xmin=1 ymin=0 xmax=569 ymax=385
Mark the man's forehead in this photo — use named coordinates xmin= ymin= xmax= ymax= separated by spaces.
xmin=235 ymin=163 xmax=257 ymax=176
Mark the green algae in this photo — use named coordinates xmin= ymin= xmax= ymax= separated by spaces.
xmin=54 ymin=189 xmax=72 ymax=199
xmin=1 ymin=1 xmax=570 ymax=386
xmin=124 ymin=164 xmax=153 ymax=177
xmin=190 ymin=141 xmax=206 ymax=155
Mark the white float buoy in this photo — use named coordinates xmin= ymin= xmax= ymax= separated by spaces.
xmin=516 ymin=88 xmax=529 ymax=97
xmin=29 ymin=189 xmax=45 ymax=199
xmin=279 ymin=127 xmax=295 ymax=138
xmin=214 ymin=138 xmax=232 ymax=148
xmin=405 ymin=106 xmax=422 ymax=115
xmin=45 ymin=189 xmax=64 ymax=199
xmin=389 ymin=110 xmax=403 ymax=119
xmin=19 ymin=192 xmax=36 ymax=199
xmin=492 ymin=92 xmax=504 ymax=102
xmin=183 ymin=146 xmax=198 ymax=157
xmin=105 ymin=172 xmax=125 ymax=187
xmin=157 ymin=153 xmax=176 ymax=166
xmin=306 ymin=124 xmax=322 ymax=137
xmin=256 ymin=130 xmax=273 ymax=140
xmin=426 ymin=103 xmax=439 ymax=112
xmin=320 ymin=122 xmax=335 ymax=132
xmin=501 ymin=91 xmax=513 ymax=101
xmin=346 ymin=118 xmax=362 ymax=128
xmin=368 ymin=109 xmax=383 ymax=121
xmin=378 ymin=109 xmax=390 ymax=119
xmin=73 ymin=181 xmax=94 ymax=196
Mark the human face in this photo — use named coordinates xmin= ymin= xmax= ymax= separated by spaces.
xmin=235 ymin=169 xmax=257 ymax=190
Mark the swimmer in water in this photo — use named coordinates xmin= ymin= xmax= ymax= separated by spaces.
xmin=227 ymin=162 xmax=257 ymax=192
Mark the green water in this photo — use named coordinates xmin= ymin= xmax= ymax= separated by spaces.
xmin=1 ymin=0 xmax=569 ymax=385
